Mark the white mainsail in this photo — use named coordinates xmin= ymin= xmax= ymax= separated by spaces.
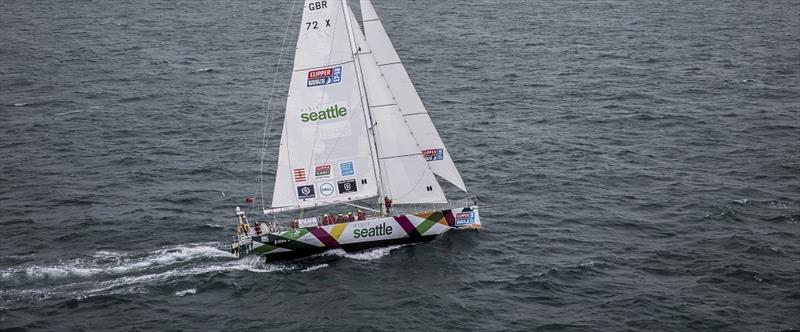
xmin=360 ymin=0 xmax=467 ymax=192
xmin=269 ymin=0 xmax=380 ymax=212
xmin=345 ymin=5 xmax=446 ymax=204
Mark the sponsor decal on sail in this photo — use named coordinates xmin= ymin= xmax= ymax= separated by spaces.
xmin=315 ymin=164 xmax=331 ymax=178
xmin=319 ymin=183 xmax=335 ymax=196
xmin=300 ymin=104 xmax=347 ymax=122
xmin=337 ymin=179 xmax=358 ymax=194
xmin=339 ymin=161 xmax=355 ymax=176
xmin=297 ymin=185 xmax=315 ymax=200
xmin=307 ymin=66 xmax=342 ymax=87
xmin=293 ymin=168 xmax=307 ymax=182
xmin=422 ymin=148 xmax=444 ymax=161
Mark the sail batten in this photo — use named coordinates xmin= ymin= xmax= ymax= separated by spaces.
xmin=378 ymin=153 xmax=422 ymax=160
xmin=360 ymin=0 xmax=467 ymax=192
xmin=378 ymin=61 xmax=402 ymax=67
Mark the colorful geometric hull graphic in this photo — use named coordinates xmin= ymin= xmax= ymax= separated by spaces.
xmin=239 ymin=207 xmax=480 ymax=261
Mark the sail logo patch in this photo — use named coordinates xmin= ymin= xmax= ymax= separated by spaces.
xmin=319 ymin=183 xmax=335 ymax=196
xmin=293 ymin=168 xmax=307 ymax=182
xmin=300 ymin=104 xmax=347 ymax=122
xmin=455 ymin=212 xmax=476 ymax=226
xmin=297 ymin=185 xmax=316 ymax=200
xmin=422 ymin=148 xmax=444 ymax=161
xmin=339 ymin=161 xmax=355 ymax=176
xmin=315 ymin=164 xmax=331 ymax=178
xmin=307 ymin=66 xmax=342 ymax=87
xmin=337 ymin=179 xmax=358 ymax=194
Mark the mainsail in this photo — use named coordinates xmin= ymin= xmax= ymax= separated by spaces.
xmin=270 ymin=0 xmax=380 ymax=212
xmin=360 ymin=0 xmax=467 ymax=192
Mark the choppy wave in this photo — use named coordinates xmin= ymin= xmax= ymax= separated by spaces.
xmin=174 ymin=288 xmax=197 ymax=296
xmin=322 ymin=245 xmax=409 ymax=261
xmin=301 ymin=264 xmax=329 ymax=272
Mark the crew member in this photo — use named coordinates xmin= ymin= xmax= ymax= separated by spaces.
xmin=347 ymin=212 xmax=355 ymax=222
xmin=357 ymin=210 xmax=365 ymax=221
xmin=384 ymin=196 xmax=393 ymax=215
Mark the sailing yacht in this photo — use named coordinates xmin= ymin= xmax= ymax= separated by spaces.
xmin=230 ymin=0 xmax=480 ymax=261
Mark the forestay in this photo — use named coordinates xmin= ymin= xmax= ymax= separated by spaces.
xmin=360 ymin=0 xmax=467 ymax=192
xmin=269 ymin=0 xmax=380 ymax=212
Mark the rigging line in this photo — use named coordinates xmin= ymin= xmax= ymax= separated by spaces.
xmin=253 ymin=0 xmax=301 ymax=215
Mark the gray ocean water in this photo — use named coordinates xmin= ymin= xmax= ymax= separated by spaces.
xmin=1 ymin=0 xmax=799 ymax=330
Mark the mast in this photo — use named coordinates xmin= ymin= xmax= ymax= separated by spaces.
xmin=341 ymin=0 xmax=386 ymax=214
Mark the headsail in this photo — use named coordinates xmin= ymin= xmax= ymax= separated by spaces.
xmin=345 ymin=5 xmax=446 ymax=204
xmin=269 ymin=0 xmax=380 ymax=213
xmin=360 ymin=0 xmax=467 ymax=192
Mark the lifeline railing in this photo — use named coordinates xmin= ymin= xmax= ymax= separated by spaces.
xmin=389 ymin=196 xmax=479 ymax=216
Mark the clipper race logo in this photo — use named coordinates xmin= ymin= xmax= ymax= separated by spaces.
xmin=422 ymin=148 xmax=444 ymax=161
xmin=455 ymin=212 xmax=476 ymax=226
xmin=297 ymin=185 xmax=315 ymax=200
xmin=307 ymin=66 xmax=342 ymax=87
xmin=315 ymin=164 xmax=331 ymax=178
